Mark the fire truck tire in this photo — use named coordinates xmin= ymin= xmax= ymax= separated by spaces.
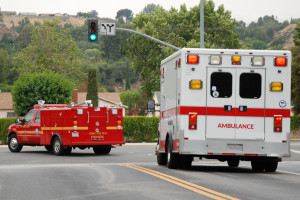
xmin=8 ymin=134 xmax=23 ymax=152
xmin=53 ymin=137 xmax=64 ymax=155
xmin=45 ymin=145 xmax=53 ymax=152
xmin=227 ymin=159 xmax=240 ymax=168
xmin=251 ymin=160 xmax=266 ymax=172
xmin=166 ymin=139 xmax=179 ymax=169
xmin=157 ymin=152 xmax=167 ymax=165
xmin=179 ymin=156 xmax=192 ymax=169
xmin=265 ymin=160 xmax=278 ymax=172
xmin=63 ymin=147 xmax=72 ymax=155
xmin=93 ymin=146 xmax=111 ymax=155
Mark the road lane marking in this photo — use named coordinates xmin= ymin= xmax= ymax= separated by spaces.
xmin=120 ymin=164 xmax=240 ymax=200
xmin=277 ymin=170 xmax=300 ymax=176
xmin=291 ymin=149 xmax=300 ymax=154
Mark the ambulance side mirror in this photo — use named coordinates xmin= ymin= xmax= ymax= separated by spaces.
xmin=147 ymin=100 xmax=155 ymax=112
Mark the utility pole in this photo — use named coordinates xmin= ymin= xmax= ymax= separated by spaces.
xmin=200 ymin=0 xmax=204 ymax=48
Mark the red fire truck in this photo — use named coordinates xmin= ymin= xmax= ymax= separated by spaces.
xmin=8 ymin=100 xmax=124 ymax=155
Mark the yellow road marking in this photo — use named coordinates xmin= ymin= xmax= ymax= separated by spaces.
xmin=120 ymin=164 xmax=240 ymax=200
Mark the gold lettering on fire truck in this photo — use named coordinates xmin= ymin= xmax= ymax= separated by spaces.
xmin=89 ymin=132 xmax=107 ymax=135
xmin=217 ymin=123 xmax=254 ymax=129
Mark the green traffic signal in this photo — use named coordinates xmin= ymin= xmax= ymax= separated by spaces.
xmin=88 ymin=20 xmax=98 ymax=42
xmin=90 ymin=34 xmax=96 ymax=41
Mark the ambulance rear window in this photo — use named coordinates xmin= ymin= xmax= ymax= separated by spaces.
xmin=210 ymin=72 xmax=232 ymax=98
xmin=239 ymin=73 xmax=261 ymax=99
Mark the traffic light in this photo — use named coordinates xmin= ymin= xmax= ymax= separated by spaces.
xmin=88 ymin=20 xmax=98 ymax=42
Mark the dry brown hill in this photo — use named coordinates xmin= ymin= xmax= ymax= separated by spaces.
xmin=271 ymin=24 xmax=296 ymax=49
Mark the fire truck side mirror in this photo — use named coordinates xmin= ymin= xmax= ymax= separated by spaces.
xmin=15 ymin=118 xmax=20 ymax=124
xmin=147 ymin=100 xmax=155 ymax=112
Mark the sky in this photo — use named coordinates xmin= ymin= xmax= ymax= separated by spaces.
xmin=1 ymin=0 xmax=300 ymax=24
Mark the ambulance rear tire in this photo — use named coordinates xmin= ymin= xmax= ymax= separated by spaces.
xmin=227 ymin=159 xmax=240 ymax=168
xmin=166 ymin=139 xmax=179 ymax=169
xmin=157 ymin=152 xmax=167 ymax=165
xmin=251 ymin=160 xmax=266 ymax=172
xmin=265 ymin=160 xmax=278 ymax=172
xmin=93 ymin=146 xmax=111 ymax=155
xmin=179 ymin=156 xmax=192 ymax=169
xmin=45 ymin=145 xmax=53 ymax=152
xmin=8 ymin=134 xmax=23 ymax=152
xmin=53 ymin=137 xmax=64 ymax=155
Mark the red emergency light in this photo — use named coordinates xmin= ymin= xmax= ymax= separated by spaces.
xmin=187 ymin=55 xmax=199 ymax=64
xmin=274 ymin=116 xmax=282 ymax=132
xmin=275 ymin=57 xmax=287 ymax=67
xmin=189 ymin=113 xmax=197 ymax=130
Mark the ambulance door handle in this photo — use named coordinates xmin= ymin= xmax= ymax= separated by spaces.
xmin=224 ymin=105 xmax=232 ymax=111
xmin=239 ymin=106 xmax=247 ymax=112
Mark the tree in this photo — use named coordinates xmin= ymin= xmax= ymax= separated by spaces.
xmin=86 ymin=69 xmax=98 ymax=107
xmin=12 ymin=72 xmax=73 ymax=116
xmin=116 ymin=9 xmax=133 ymax=24
xmin=13 ymin=19 xmax=84 ymax=84
xmin=120 ymin=90 xmax=141 ymax=115
xmin=121 ymin=1 xmax=242 ymax=98
xmin=14 ymin=23 xmax=34 ymax=52
xmin=90 ymin=10 xmax=98 ymax=18
xmin=291 ymin=20 xmax=300 ymax=115
xmin=0 ymin=49 xmax=10 ymax=83
xmin=143 ymin=4 xmax=161 ymax=14
xmin=0 ymin=11 xmax=3 ymax=22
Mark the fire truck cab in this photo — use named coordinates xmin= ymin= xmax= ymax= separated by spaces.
xmin=8 ymin=100 xmax=124 ymax=155
xmin=154 ymin=48 xmax=291 ymax=172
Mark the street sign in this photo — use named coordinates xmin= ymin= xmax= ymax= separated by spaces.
xmin=100 ymin=23 xmax=116 ymax=35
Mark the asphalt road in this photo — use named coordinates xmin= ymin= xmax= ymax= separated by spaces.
xmin=0 ymin=142 xmax=300 ymax=200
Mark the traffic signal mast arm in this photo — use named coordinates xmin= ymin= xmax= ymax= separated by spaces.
xmin=116 ymin=27 xmax=180 ymax=51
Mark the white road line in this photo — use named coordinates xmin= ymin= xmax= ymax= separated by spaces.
xmin=277 ymin=170 xmax=300 ymax=176
xmin=291 ymin=149 xmax=300 ymax=154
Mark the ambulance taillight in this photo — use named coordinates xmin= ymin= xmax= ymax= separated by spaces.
xmin=189 ymin=114 xmax=197 ymax=130
xmin=187 ymin=55 xmax=199 ymax=64
xmin=274 ymin=116 xmax=282 ymax=133
xmin=275 ymin=57 xmax=287 ymax=67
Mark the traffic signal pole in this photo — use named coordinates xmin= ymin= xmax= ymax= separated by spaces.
xmin=116 ymin=27 xmax=180 ymax=51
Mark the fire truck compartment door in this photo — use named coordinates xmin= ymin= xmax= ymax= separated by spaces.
xmin=206 ymin=68 xmax=236 ymax=139
xmin=235 ymin=68 xmax=265 ymax=140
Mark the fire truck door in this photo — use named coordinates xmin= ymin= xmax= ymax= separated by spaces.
xmin=235 ymin=68 xmax=265 ymax=140
xmin=206 ymin=68 xmax=236 ymax=139
xmin=19 ymin=110 xmax=40 ymax=144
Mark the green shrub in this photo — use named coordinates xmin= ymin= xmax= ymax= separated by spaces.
xmin=0 ymin=118 xmax=16 ymax=144
xmin=123 ymin=116 xmax=159 ymax=142
xmin=291 ymin=116 xmax=300 ymax=131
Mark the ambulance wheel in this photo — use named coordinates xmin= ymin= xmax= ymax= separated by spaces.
xmin=227 ymin=159 xmax=240 ymax=168
xmin=93 ymin=146 xmax=111 ymax=155
xmin=179 ymin=156 xmax=192 ymax=169
xmin=166 ymin=139 xmax=179 ymax=169
xmin=251 ymin=160 xmax=266 ymax=172
xmin=53 ymin=137 xmax=64 ymax=155
xmin=157 ymin=152 xmax=167 ymax=165
xmin=45 ymin=145 xmax=53 ymax=152
xmin=8 ymin=134 xmax=23 ymax=152
xmin=265 ymin=160 xmax=278 ymax=172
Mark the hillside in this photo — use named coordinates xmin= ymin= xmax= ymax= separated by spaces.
xmin=272 ymin=24 xmax=296 ymax=49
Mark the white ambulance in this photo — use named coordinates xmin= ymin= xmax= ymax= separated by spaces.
xmin=151 ymin=48 xmax=291 ymax=172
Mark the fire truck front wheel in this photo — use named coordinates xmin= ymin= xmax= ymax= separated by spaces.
xmin=53 ymin=137 xmax=64 ymax=155
xmin=8 ymin=134 xmax=23 ymax=152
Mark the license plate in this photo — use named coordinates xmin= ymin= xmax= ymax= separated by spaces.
xmin=72 ymin=132 xmax=79 ymax=137
xmin=227 ymin=144 xmax=243 ymax=151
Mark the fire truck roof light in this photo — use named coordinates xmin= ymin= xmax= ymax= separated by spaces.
xmin=252 ymin=56 xmax=265 ymax=66
xmin=275 ymin=57 xmax=287 ymax=67
xmin=190 ymin=80 xmax=202 ymax=89
xmin=209 ymin=55 xmax=222 ymax=65
xmin=232 ymin=56 xmax=241 ymax=65
xmin=270 ymin=82 xmax=283 ymax=91
xmin=187 ymin=54 xmax=199 ymax=64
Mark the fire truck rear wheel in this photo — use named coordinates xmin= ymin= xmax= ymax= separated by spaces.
xmin=53 ymin=137 xmax=64 ymax=155
xmin=93 ymin=146 xmax=111 ymax=155
xmin=227 ymin=159 xmax=240 ymax=168
xmin=8 ymin=134 xmax=23 ymax=152
xmin=166 ymin=139 xmax=179 ymax=169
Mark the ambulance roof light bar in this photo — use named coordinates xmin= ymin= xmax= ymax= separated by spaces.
xmin=209 ymin=55 xmax=222 ymax=65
